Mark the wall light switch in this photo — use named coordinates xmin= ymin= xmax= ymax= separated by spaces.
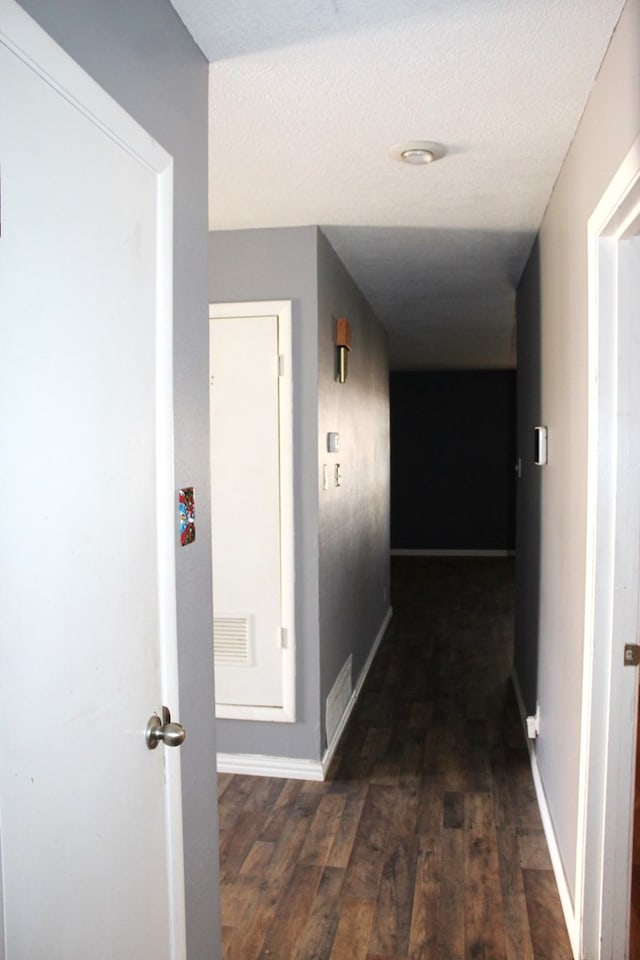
xmin=327 ymin=432 xmax=340 ymax=453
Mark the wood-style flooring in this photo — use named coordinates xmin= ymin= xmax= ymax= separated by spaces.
xmin=217 ymin=557 xmax=573 ymax=960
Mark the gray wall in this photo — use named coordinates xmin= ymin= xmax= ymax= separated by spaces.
xmin=316 ymin=231 xmax=390 ymax=741
xmin=514 ymin=246 xmax=542 ymax=715
xmin=209 ymin=227 xmax=323 ymax=759
xmin=515 ymin=0 xmax=639 ymax=902
xmin=15 ymin=2 xmax=220 ymax=956
xmin=208 ymin=226 xmax=390 ymax=759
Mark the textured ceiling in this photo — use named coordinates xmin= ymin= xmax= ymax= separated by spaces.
xmin=170 ymin=0 xmax=625 ymax=369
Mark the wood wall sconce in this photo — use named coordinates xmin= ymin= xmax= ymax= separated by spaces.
xmin=336 ymin=317 xmax=352 ymax=383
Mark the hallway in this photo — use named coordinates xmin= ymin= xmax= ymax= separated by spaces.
xmin=217 ymin=557 xmax=572 ymax=959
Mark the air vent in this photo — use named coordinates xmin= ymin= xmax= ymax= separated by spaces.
xmin=213 ymin=616 xmax=251 ymax=666
xmin=326 ymin=655 xmax=352 ymax=748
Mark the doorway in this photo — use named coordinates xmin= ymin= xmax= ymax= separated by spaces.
xmin=578 ymin=134 xmax=640 ymax=959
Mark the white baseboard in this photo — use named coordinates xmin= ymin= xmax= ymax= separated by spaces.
xmin=511 ymin=673 xmax=579 ymax=959
xmin=321 ymin=606 xmax=393 ymax=777
xmin=216 ymin=752 xmax=324 ymax=781
xmin=391 ymin=548 xmax=515 ymax=557
xmin=216 ymin=606 xmax=393 ymax=783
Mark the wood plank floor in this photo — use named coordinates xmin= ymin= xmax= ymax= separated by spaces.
xmin=217 ymin=557 xmax=573 ymax=960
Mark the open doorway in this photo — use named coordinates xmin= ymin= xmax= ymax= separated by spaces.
xmin=578 ymin=133 xmax=640 ymax=959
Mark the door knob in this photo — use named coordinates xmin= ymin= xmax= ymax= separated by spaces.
xmin=146 ymin=706 xmax=186 ymax=750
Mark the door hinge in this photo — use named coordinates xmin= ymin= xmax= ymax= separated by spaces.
xmin=624 ymin=643 xmax=640 ymax=666
xmin=278 ymin=354 xmax=285 ymax=377
xmin=280 ymin=627 xmax=287 ymax=649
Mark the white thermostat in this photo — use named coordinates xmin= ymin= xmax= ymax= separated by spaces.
xmin=327 ymin=432 xmax=340 ymax=453
xmin=534 ymin=426 xmax=548 ymax=465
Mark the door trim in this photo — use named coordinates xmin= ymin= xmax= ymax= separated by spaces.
xmin=578 ymin=133 xmax=640 ymax=960
xmin=0 ymin=3 xmax=185 ymax=955
xmin=209 ymin=300 xmax=296 ymax=722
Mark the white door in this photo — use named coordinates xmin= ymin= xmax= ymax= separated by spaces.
xmin=209 ymin=302 xmax=295 ymax=722
xmin=0 ymin=6 xmax=185 ymax=959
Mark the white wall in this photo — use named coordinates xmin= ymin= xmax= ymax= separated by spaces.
xmin=515 ymin=0 xmax=640 ymax=902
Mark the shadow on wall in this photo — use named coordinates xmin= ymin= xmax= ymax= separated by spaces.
xmin=514 ymin=238 xmax=542 ymax=715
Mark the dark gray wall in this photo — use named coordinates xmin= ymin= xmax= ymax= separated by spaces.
xmin=316 ymin=230 xmax=390 ymax=740
xmin=208 ymin=226 xmax=323 ymax=759
xmin=16 ymin=3 xmax=220 ymax=956
xmin=390 ymin=371 xmax=516 ymax=551
xmin=514 ymin=246 xmax=542 ymax=715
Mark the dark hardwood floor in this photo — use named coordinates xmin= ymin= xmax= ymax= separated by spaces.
xmin=217 ymin=557 xmax=573 ymax=960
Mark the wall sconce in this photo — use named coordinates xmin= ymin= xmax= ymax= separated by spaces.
xmin=336 ymin=317 xmax=352 ymax=383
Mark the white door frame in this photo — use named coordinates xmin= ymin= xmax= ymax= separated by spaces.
xmin=209 ymin=300 xmax=296 ymax=722
xmin=577 ymin=134 xmax=640 ymax=960
xmin=0 ymin=3 xmax=184 ymax=955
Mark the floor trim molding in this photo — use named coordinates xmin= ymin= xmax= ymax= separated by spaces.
xmin=391 ymin=549 xmax=515 ymax=557
xmin=511 ymin=673 xmax=579 ymax=958
xmin=321 ymin=606 xmax=393 ymax=777
xmin=216 ymin=606 xmax=393 ymax=782
xmin=216 ymin=752 xmax=325 ymax=781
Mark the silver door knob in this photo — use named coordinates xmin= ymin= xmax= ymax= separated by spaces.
xmin=145 ymin=706 xmax=186 ymax=750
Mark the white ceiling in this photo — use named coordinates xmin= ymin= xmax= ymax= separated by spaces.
xmin=170 ymin=0 xmax=625 ymax=369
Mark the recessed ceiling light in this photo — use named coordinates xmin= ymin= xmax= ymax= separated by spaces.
xmin=401 ymin=148 xmax=434 ymax=164
xmin=389 ymin=141 xmax=446 ymax=165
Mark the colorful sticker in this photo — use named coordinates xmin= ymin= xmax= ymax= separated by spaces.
xmin=179 ymin=487 xmax=195 ymax=546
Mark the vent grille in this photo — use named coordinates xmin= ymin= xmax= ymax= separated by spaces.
xmin=214 ymin=616 xmax=251 ymax=666
xmin=326 ymin=655 xmax=352 ymax=748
